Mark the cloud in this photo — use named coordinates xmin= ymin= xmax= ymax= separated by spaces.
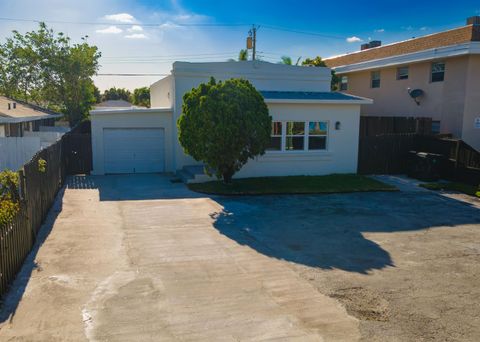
xmin=127 ymin=25 xmax=143 ymax=32
xmin=124 ymin=33 xmax=148 ymax=39
xmin=346 ymin=36 xmax=363 ymax=43
xmin=402 ymin=25 xmax=414 ymax=31
xmin=96 ymin=25 xmax=122 ymax=34
xmin=374 ymin=28 xmax=385 ymax=33
xmin=103 ymin=13 xmax=135 ymax=23
xmin=420 ymin=26 xmax=428 ymax=31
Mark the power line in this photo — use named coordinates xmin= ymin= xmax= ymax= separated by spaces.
xmin=262 ymin=24 xmax=345 ymax=40
xmin=0 ymin=16 xmax=347 ymax=40
xmin=96 ymin=73 xmax=169 ymax=76
xmin=0 ymin=17 xmax=249 ymax=27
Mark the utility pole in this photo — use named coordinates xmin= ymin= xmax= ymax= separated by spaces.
xmin=247 ymin=25 xmax=258 ymax=61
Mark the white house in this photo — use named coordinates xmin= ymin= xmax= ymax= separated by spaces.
xmin=90 ymin=61 xmax=372 ymax=181
xmin=0 ymin=96 xmax=64 ymax=171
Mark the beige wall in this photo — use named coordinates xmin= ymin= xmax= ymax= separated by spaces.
xmin=462 ymin=55 xmax=480 ymax=151
xmin=340 ymin=56 xmax=470 ymax=138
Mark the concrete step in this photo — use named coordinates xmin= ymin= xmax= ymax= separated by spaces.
xmin=178 ymin=165 xmax=215 ymax=184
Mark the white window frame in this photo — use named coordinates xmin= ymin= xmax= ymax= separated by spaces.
xmin=371 ymin=71 xmax=381 ymax=88
xmin=267 ymin=121 xmax=283 ymax=151
xmin=396 ymin=66 xmax=409 ymax=80
xmin=266 ymin=120 xmax=330 ymax=153
xmin=431 ymin=62 xmax=445 ymax=83
xmin=285 ymin=121 xmax=306 ymax=152
xmin=340 ymin=76 xmax=348 ymax=91
xmin=307 ymin=121 xmax=329 ymax=151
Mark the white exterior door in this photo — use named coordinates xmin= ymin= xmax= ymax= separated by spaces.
xmin=103 ymin=128 xmax=165 ymax=174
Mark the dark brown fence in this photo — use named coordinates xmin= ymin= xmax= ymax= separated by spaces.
xmin=360 ymin=116 xmax=432 ymax=137
xmin=1 ymin=126 xmax=92 ymax=297
xmin=358 ymin=133 xmax=418 ymax=174
xmin=359 ymin=133 xmax=480 ymax=185
xmin=63 ymin=134 xmax=92 ymax=175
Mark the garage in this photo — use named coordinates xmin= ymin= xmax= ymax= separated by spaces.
xmin=103 ymin=128 xmax=165 ymax=174
xmin=90 ymin=108 xmax=173 ymax=175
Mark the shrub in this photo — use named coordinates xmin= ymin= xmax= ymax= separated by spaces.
xmin=0 ymin=170 xmax=20 ymax=226
xmin=178 ymin=77 xmax=271 ymax=183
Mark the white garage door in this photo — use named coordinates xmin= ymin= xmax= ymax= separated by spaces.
xmin=103 ymin=128 xmax=165 ymax=174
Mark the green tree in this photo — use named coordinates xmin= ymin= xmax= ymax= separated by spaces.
xmin=102 ymin=87 xmax=131 ymax=102
xmin=238 ymin=49 xmax=248 ymax=61
xmin=178 ymin=77 xmax=271 ymax=183
xmin=0 ymin=23 xmax=101 ymax=125
xmin=302 ymin=56 xmax=339 ymax=91
xmin=279 ymin=56 xmax=301 ymax=65
xmin=93 ymin=85 xmax=102 ymax=103
xmin=131 ymin=87 xmax=150 ymax=107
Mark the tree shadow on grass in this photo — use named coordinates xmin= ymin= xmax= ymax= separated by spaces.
xmin=211 ymin=191 xmax=480 ymax=274
xmin=0 ymin=188 xmax=64 ymax=324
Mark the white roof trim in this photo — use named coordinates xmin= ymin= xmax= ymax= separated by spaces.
xmin=333 ymin=42 xmax=480 ymax=74
xmin=90 ymin=107 xmax=173 ymax=115
xmin=264 ymin=98 xmax=372 ymax=105
xmin=0 ymin=114 xmax=62 ymax=124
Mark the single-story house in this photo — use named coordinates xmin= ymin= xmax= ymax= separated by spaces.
xmin=90 ymin=61 xmax=372 ymax=180
xmin=0 ymin=96 xmax=63 ymax=137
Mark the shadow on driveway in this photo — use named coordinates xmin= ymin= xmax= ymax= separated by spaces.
xmin=66 ymin=174 xmax=204 ymax=201
xmin=211 ymin=191 xmax=480 ymax=274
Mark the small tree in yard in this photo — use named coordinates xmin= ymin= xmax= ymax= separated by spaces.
xmin=178 ymin=78 xmax=271 ymax=183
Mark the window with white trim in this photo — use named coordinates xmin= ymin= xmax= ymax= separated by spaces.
xmin=371 ymin=71 xmax=381 ymax=88
xmin=267 ymin=120 xmax=329 ymax=152
xmin=308 ymin=122 xmax=328 ymax=150
xmin=396 ymin=66 xmax=409 ymax=80
xmin=431 ymin=62 xmax=445 ymax=82
xmin=267 ymin=122 xmax=282 ymax=151
xmin=285 ymin=121 xmax=305 ymax=150
xmin=340 ymin=76 xmax=348 ymax=90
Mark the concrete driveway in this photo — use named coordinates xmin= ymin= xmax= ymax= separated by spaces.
xmin=1 ymin=174 xmax=479 ymax=341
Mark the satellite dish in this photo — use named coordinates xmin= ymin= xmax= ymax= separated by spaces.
xmin=408 ymin=88 xmax=424 ymax=105
xmin=409 ymin=89 xmax=424 ymax=98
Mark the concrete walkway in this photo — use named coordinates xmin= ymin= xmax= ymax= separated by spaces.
xmin=0 ymin=174 xmax=359 ymax=341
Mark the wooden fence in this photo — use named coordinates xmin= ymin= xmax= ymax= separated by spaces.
xmin=360 ymin=116 xmax=432 ymax=137
xmin=359 ymin=133 xmax=480 ymax=185
xmin=0 ymin=126 xmax=91 ymax=297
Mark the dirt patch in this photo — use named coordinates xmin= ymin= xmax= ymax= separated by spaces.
xmin=329 ymin=287 xmax=389 ymax=322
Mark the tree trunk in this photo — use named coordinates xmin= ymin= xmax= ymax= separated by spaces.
xmin=222 ymin=169 xmax=235 ymax=184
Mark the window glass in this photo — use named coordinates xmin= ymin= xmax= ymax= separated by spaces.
xmin=271 ymin=121 xmax=282 ymax=136
xmin=309 ymin=136 xmax=327 ymax=150
xmin=267 ymin=122 xmax=282 ymax=151
xmin=309 ymin=122 xmax=328 ymax=135
xmin=308 ymin=122 xmax=328 ymax=150
xmin=285 ymin=137 xmax=304 ymax=150
xmin=371 ymin=71 xmax=381 ymax=88
xmin=431 ymin=121 xmax=441 ymax=134
xmin=397 ymin=66 xmax=409 ymax=80
xmin=431 ymin=62 xmax=445 ymax=82
xmin=285 ymin=122 xmax=304 ymax=150
xmin=340 ymin=76 xmax=348 ymax=91
xmin=286 ymin=122 xmax=304 ymax=135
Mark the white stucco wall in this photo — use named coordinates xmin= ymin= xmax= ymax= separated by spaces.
xmin=159 ymin=61 xmax=333 ymax=171
xmin=90 ymin=109 xmax=173 ymax=175
xmin=150 ymin=75 xmax=173 ymax=108
xmin=237 ymin=103 xmax=361 ymax=178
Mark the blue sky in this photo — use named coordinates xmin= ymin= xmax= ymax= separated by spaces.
xmin=0 ymin=0 xmax=479 ymax=90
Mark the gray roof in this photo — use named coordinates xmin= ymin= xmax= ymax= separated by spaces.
xmin=259 ymin=91 xmax=368 ymax=102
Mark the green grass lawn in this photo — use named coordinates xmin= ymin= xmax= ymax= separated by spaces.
xmin=419 ymin=182 xmax=480 ymax=197
xmin=188 ymin=174 xmax=397 ymax=195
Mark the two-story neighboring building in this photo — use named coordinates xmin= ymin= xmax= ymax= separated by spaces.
xmin=325 ymin=16 xmax=480 ymax=151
